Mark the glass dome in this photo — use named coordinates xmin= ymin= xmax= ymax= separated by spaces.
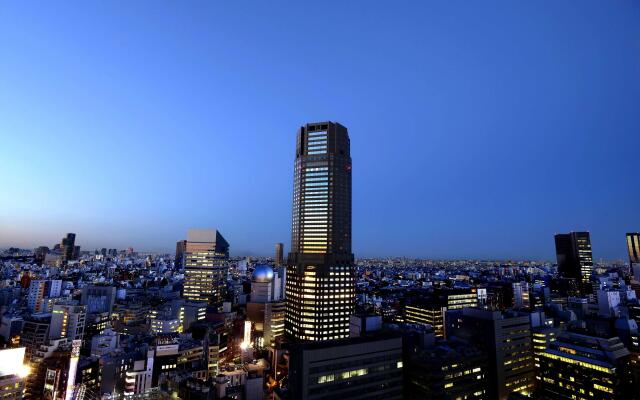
xmin=251 ymin=264 xmax=274 ymax=283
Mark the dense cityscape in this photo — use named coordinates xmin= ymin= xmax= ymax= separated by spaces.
xmin=1 ymin=122 xmax=640 ymax=400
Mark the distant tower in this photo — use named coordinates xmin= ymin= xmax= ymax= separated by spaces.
xmin=275 ymin=243 xmax=284 ymax=266
xmin=627 ymin=233 xmax=640 ymax=281
xmin=175 ymin=240 xmax=187 ymax=268
xmin=60 ymin=233 xmax=76 ymax=262
xmin=182 ymin=229 xmax=229 ymax=309
xmin=285 ymin=121 xmax=355 ymax=341
xmin=554 ymin=232 xmax=593 ymax=294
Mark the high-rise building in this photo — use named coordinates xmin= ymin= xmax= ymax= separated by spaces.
xmin=182 ymin=229 xmax=229 ymax=309
xmin=175 ymin=239 xmax=187 ymax=269
xmin=285 ymin=121 xmax=355 ymax=341
xmin=627 ymin=233 xmax=640 ymax=281
xmin=60 ymin=233 xmax=77 ymax=262
xmin=446 ymin=308 xmax=535 ymax=400
xmin=275 ymin=242 xmax=284 ymax=266
xmin=554 ymin=232 xmax=593 ymax=293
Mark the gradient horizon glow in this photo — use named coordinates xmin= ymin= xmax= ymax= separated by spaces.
xmin=1 ymin=1 xmax=639 ymax=260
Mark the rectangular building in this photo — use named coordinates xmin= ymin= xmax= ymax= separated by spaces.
xmin=555 ymin=232 xmax=593 ymax=294
xmin=538 ymin=332 xmax=632 ymax=399
xmin=288 ymin=334 xmax=403 ymax=400
xmin=446 ymin=308 xmax=535 ymax=400
xmin=182 ymin=229 xmax=229 ymax=309
xmin=405 ymin=289 xmax=478 ymax=337
xmin=405 ymin=342 xmax=488 ymax=399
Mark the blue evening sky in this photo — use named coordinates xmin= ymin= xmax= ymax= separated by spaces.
xmin=1 ymin=1 xmax=639 ymax=260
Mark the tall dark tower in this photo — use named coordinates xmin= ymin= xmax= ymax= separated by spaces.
xmin=175 ymin=239 xmax=187 ymax=269
xmin=275 ymin=243 xmax=284 ymax=266
xmin=554 ymin=232 xmax=593 ymax=294
xmin=60 ymin=233 xmax=76 ymax=262
xmin=285 ymin=122 xmax=355 ymax=341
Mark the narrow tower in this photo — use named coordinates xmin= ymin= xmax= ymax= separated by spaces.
xmin=285 ymin=122 xmax=355 ymax=341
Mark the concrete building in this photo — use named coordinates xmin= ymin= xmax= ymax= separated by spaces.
xmin=50 ymin=303 xmax=86 ymax=341
xmin=124 ymin=349 xmax=154 ymax=397
xmin=80 ymin=285 xmax=116 ymax=314
xmin=288 ymin=334 xmax=403 ymax=400
xmin=446 ymin=308 xmax=535 ymax=400
xmin=27 ymin=280 xmax=62 ymax=312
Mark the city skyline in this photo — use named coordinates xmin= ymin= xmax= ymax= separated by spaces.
xmin=1 ymin=1 xmax=640 ymax=260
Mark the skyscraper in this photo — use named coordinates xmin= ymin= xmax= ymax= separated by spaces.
xmin=175 ymin=239 xmax=187 ymax=269
xmin=182 ymin=229 xmax=229 ymax=309
xmin=626 ymin=233 xmax=640 ymax=281
xmin=554 ymin=232 xmax=593 ymax=293
xmin=60 ymin=233 xmax=76 ymax=262
xmin=285 ymin=121 xmax=355 ymax=341
xmin=274 ymin=242 xmax=284 ymax=266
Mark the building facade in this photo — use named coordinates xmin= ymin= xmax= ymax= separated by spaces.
xmin=538 ymin=333 xmax=632 ymax=399
xmin=405 ymin=288 xmax=478 ymax=338
xmin=50 ymin=304 xmax=86 ymax=341
xmin=285 ymin=122 xmax=355 ymax=341
xmin=182 ymin=229 xmax=229 ymax=309
xmin=288 ymin=334 xmax=403 ymax=400
xmin=555 ymin=232 xmax=593 ymax=293
xmin=446 ymin=308 xmax=535 ymax=400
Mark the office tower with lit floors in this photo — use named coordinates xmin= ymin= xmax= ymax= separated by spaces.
xmin=554 ymin=232 xmax=594 ymax=294
xmin=285 ymin=121 xmax=355 ymax=341
xmin=182 ymin=229 xmax=230 ymax=310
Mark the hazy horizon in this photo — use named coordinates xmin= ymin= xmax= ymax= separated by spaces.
xmin=2 ymin=1 xmax=639 ymax=260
